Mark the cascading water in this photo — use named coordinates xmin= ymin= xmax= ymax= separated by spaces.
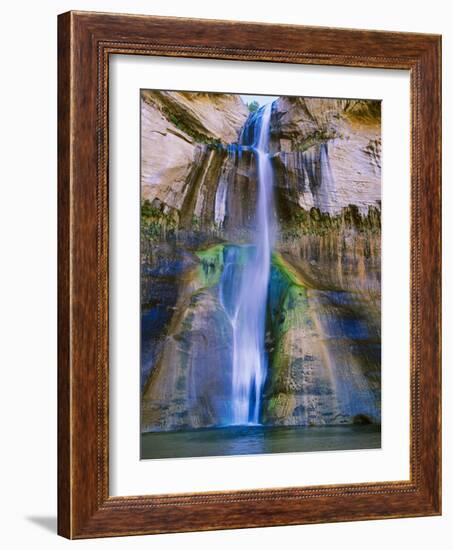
xmin=219 ymin=103 xmax=275 ymax=425
xmin=142 ymin=95 xmax=382 ymax=441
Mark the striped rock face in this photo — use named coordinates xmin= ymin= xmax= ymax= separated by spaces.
xmin=140 ymin=92 xmax=381 ymax=433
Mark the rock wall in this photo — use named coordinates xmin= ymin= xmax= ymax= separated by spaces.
xmin=263 ymin=242 xmax=380 ymax=426
xmin=140 ymin=92 xmax=382 ymax=432
xmin=271 ymin=97 xmax=381 ymax=217
xmin=141 ymin=239 xmax=381 ymax=431
xmin=141 ymin=93 xmax=381 ymax=238
xmin=141 ymin=91 xmax=248 ymax=216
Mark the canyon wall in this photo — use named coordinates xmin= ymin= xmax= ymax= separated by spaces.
xmin=140 ymin=91 xmax=381 ymax=432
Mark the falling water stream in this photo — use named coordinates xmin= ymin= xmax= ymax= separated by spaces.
xmin=219 ymin=103 xmax=275 ymax=425
xmin=141 ymin=97 xmax=382 ymax=456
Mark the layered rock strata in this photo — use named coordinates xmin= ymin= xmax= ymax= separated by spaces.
xmin=140 ymin=91 xmax=381 ymax=431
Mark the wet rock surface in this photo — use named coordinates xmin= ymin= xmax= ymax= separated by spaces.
xmin=140 ymin=92 xmax=382 ymax=433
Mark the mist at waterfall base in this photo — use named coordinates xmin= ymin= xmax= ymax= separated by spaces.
xmin=140 ymin=94 xmax=381 ymax=460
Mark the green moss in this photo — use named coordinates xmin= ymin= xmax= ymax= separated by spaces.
xmin=140 ymin=199 xmax=178 ymax=241
xmin=271 ymin=252 xmax=307 ymax=287
xmin=194 ymin=244 xmax=254 ymax=289
xmin=266 ymin=254 xmax=310 ymax=389
xmin=161 ymin=105 xmax=222 ymax=146
xmin=274 ymin=281 xmax=309 ymax=336
xmin=344 ymin=99 xmax=381 ymax=124
xmin=280 ymin=205 xmax=381 ymax=238
xmin=265 ymin=392 xmax=296 ymax=420
xmin=191 ymin=215 xmax=201 ymax=232
xmin=296 ymin=129 xmax=337 ymax=152
xmin=140 ymin=199 xmax=179 ymax=236
xmin=195 ymin=244 xmax=226 ymax=288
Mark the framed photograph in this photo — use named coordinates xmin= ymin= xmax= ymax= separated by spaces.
xmin=58 ymin=11 xmax=441 ymax=538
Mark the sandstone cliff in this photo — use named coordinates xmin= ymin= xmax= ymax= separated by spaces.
xmin=141 ymin=93 xmax=381 ymax=238
xmin=141 ymin=91 xmax=248 ymax=217
xmin=271 ymin=97 xmax=381 ymax=217
xmin=140 ymin=92 xmax=382 ymax=432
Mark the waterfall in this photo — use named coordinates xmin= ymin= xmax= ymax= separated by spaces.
xmin=142 ymin=97 xmax=382 ymax=434
xmin=219 ymin=103 xmax=275 ymax=425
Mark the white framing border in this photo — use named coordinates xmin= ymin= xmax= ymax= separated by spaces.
xmin=109 ymin=55 xmax=410 ymax=496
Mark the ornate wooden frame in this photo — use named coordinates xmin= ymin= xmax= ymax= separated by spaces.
xmin=58 ymin=10 xmax=441 ymax=539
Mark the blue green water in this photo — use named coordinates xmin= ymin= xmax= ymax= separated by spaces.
xmin=141 ymin=424 xmax=381 ymax=460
